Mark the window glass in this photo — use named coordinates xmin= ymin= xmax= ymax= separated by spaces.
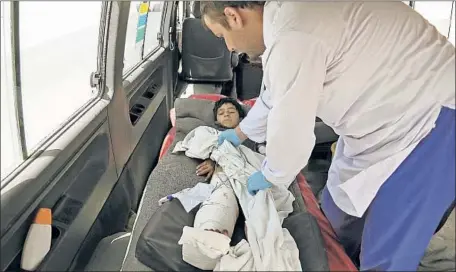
xmin=123 ymin=1 xmax=164 ymax=75
xmin=1 ymin=1 xmax=101 ymax=180
xmin=124 ymin=2 xmax=143 ymax=73
xmin=144 ymin=2 xmax=164 ymax=56
xmin=414 ymin=1 xmax=453 ymax=38
xmin=19 ymin=1 xmax=101 ymax=152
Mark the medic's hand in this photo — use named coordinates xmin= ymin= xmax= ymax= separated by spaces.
xmin=217 ymin=129 xmax=242 ymax=147
xmin=247 ymin=171 xmax=272 ymax=195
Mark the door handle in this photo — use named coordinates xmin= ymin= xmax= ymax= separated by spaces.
xmin=169 ymin=26 xmax=175 ymax=51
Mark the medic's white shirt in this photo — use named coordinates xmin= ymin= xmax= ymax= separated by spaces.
xmin=239 ymin=1 xmax=455 ymax=217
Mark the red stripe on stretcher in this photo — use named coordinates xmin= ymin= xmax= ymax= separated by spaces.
xmin=297 ymin=174 xmax=358 ymax=271
xmin=159 ymin=127 xmax=176 ymax=159
xmin=188 ymin=94 xmax=227 ymax=101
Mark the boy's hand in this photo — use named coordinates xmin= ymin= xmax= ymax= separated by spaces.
xmin=196 ymin=159 xmax=215 ymax=181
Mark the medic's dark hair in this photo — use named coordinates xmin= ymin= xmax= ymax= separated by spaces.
xmin=200 ymin=1 xmax=265 ymax=29
xmin=213 ymin=97 xmax=246 ymax=120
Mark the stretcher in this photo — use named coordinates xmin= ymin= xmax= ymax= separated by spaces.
xmin=145 ymin=94 xmax=357 ymax=271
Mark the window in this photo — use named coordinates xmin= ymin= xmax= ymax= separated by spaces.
xmin=413 ymin=1 xmax=454 ymax=39
xmin=1 ymin=1 xmax=102 ymax=180
xmin=123 ymin=1 xmax=164 ymax=76
xmin=1 ymin=3 xmax=22 ymax=180
xmin=144 ymin=2 xmax=164 ymax=56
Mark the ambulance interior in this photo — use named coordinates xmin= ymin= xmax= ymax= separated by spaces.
xmin=0 ymin=1 xmax=454 ymax=271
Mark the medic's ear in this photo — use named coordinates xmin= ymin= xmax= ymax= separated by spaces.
xmin=223 ymin=7 xmax=244 ymax=29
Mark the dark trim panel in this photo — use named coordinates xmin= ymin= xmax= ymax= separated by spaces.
xmin=10 ymin=2 xmax=27 ymax=159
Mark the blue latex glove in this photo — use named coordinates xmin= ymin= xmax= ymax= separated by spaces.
xmin=247 ymin=171 xmax=272 ymax=195
xmin=218 ymin=129 xmax=242 ymax=147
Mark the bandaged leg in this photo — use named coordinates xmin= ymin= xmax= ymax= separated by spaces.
xmin=180 ymin=171 xmax=240 ymax=270
xmin=194 ymin=172 xmax=239 ymax=237
xmin=175 ymin=128 xmax=301 ymax=271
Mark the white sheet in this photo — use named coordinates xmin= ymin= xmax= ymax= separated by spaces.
xmin=172 ymin=126 xmax=301 ymax=271
xmin=158 ymin=182 xmax=215 ymax=212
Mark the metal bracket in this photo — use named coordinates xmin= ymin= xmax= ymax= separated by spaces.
xmin=90 ymin=72 xmax=101 ymax=88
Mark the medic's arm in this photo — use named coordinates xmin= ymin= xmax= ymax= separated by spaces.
xmin=238 ymin=87 xmax=272 ymax=143
xmin=262 ymin=31 xmax=328 ymax=187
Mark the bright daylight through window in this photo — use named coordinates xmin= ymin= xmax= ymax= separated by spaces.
xmin=1 ymin=1 xmax=101 ymax=180
xmin=123 ymin=1 xmax=164 ymax=76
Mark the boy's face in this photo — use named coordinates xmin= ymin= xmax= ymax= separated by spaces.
xmin=216 ymin=103 xmax=241 ymax=128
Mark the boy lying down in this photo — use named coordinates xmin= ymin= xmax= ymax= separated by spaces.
xmin=168 ymin=98 xmax=301 ymax=271
xmin=195 ymin=98 xmax=264 ymax=237
xmin=196 ymin=98 xmax=265 ymax=182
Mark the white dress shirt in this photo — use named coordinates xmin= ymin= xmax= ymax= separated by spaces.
xmin=239 ymin=1 xmax=455 ymax=217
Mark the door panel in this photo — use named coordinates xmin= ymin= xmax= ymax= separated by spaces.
xmin=0 ymin=101 xmax=116 ymax=271
xmin=36 ymin=123 xmax=118 ymax=271
xmin=121 ymin=98 xmax=169 ymax=211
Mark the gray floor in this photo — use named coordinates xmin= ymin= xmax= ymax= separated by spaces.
xmin=120 ymin=178 xmax=158 ymax=271
xmin=85 ymin=232 xmax=131 ymax=271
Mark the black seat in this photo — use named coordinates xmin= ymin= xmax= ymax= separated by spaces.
xmin=181 ymin=18 xmax=235 ymax=83
xmin=180 ymin=2 xmax=237 ymax=84
xmin=235 ymin=53 xmax=263 ymax=100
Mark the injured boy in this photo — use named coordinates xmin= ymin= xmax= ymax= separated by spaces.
xmin=168 ymin=98 xmax=300 ymax=271
xmin=196 ymin=98 xmax=265 ymax=182
xmin=194 ymin=98 xmax=263 ymax=239
xmin=193 ymin=98 xmax=252 ymax=240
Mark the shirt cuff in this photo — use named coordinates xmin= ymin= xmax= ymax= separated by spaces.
xmin=261 ymin=158 xmax=295 ymax=187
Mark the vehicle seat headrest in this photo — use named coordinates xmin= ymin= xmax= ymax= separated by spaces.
xmin=192 ymin=1 xmax=201 ymax=18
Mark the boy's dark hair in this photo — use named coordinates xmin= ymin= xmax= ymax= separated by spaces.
xmin=200 ymin=1 xmax=265 ymax=29
xmin=213 ymin=97 xmax=246 ymax=120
